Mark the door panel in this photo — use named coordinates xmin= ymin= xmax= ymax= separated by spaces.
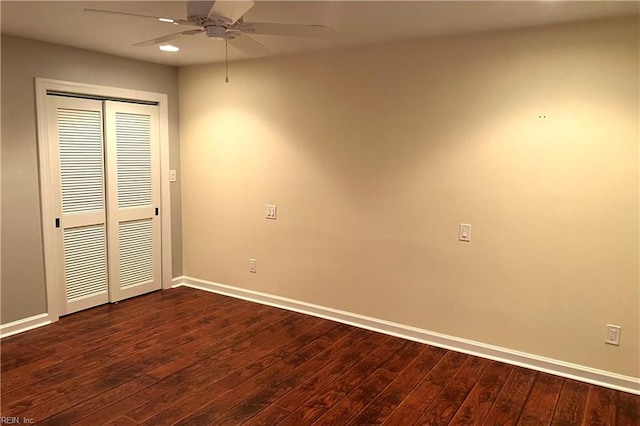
xmin=105 ymin=101 xmax=161 ymax=302
xmin=48 ymin=96 xmax=109 ymax=314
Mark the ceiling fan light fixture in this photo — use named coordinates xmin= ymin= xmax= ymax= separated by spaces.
xmin=159 ymin=44 xmax=180 ymax=52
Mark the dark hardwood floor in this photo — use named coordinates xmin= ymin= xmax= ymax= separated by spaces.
xmin=1 ymin=287 xmax=638 ymax=425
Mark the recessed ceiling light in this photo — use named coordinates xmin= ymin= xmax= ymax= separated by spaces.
xmin=158 ymin=17 xmax=174 ymax=23
xmin=159 ymin=45 xmax=180 ymax=52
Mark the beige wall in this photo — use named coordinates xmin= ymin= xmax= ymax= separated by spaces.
xmin=0 ymin=35 xmax=183 ymax=324
xmin=179 ymin=17 xmax=639 ymax=377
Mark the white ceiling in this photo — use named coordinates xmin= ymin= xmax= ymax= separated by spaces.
xmin=2 ymin=1 xmax=638 ymax=67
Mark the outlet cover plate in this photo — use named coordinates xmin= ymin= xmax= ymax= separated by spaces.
xmin=605 ymin=324 xmax=621 ymax=346
xmin=249 ymin=258 xmax=257 ymax=273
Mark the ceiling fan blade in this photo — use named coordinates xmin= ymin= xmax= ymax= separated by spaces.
xmin=209 ymin=0 xmax=255 ymax=24
xmin=82 ymin=8 xmax=197 ymax=26
xmin=133 ymin=29 xmax=204 ymax=47
xmin=239 ymin=22 xmax=338 ymax=38
xmin=187 ymin=1 xmax=214 ymax=19
xmin=228 ymin=33 xmax=270 ymax=57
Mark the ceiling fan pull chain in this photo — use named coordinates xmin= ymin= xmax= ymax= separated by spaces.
xmin=225 ymin=32 xmax=230 ymax=83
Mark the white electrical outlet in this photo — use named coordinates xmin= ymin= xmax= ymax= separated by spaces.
xmin=265 ymin=204 xmax=277 ymax=220
xmin=169 ymin=169 xmax=177 ymax=182
xmin=459 ymin=223 xmax=471 ymax=242
xmin=605 ymin=324 xmax=621 ymax=346
xmin=249 ymin=258 xmax=257 ymax=273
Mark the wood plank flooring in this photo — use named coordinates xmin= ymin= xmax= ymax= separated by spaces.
xmin=1 ymin=287 xmax=638 ymax=425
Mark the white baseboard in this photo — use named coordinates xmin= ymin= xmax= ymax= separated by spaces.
xmin=175 ymin=276 xmax=640 ymax=396
xmin=0 ymin=313 xmax=52 ymax=339
xmin=171 ymin=275 xmax=185 ymax=288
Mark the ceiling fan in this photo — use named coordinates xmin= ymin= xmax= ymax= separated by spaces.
xmin=82 ymin=0 xmax=338 ymax=57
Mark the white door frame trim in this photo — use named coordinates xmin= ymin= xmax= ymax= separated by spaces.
xmin=35 ymin=78 xmax=173 ymax=322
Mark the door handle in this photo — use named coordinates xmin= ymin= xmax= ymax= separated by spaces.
xmin=55 ymin=218 xmax=60 ymax=228
xmin=155 ymin=207 xmax=159 ymax=216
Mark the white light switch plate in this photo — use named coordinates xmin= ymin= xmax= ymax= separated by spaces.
xmin=459 ymin=223 xmax=471 ymax=242
xmin=169 ymin=170 xmax=177 ymax=182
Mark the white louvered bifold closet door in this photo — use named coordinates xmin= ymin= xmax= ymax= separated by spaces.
xmin=47 ymin=96 xmax=109 ymax=314
xmin=105 ymin=101 xmax=161 ymax=302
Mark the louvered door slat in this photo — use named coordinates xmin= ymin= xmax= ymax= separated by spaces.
xmin=119 ymin=219 xmax=154 ymax=288
xmin=58 ymin=107 xmax=104 ymax=215
xmin=116 ymin=112 xmax=152 ymax=209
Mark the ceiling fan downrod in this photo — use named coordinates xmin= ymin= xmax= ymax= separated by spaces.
xmin=225 ymin=32 xmax=229 ymax=83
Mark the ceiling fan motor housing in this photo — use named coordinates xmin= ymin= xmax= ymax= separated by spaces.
xmin=205 ymin=25 xmax=227 ymax=40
